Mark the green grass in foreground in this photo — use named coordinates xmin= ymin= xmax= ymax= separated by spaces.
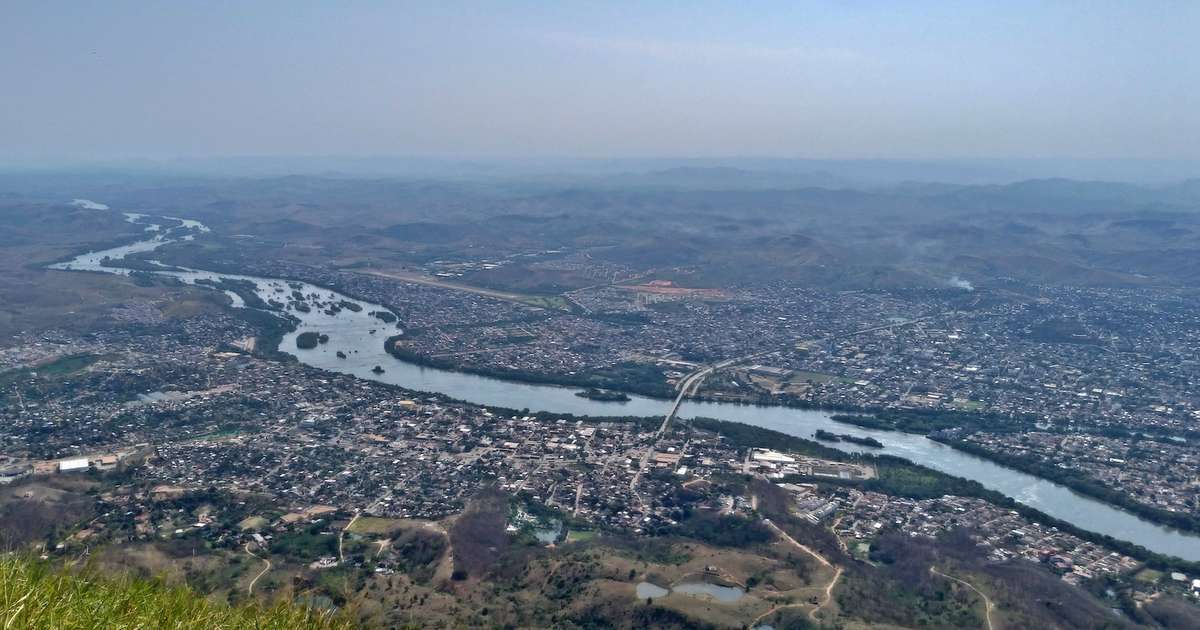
xmin=0 ymin=556 xmax=352 ymax=629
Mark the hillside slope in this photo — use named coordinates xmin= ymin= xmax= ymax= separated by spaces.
xmin=0 ymin=556 xmax=353 ymax=630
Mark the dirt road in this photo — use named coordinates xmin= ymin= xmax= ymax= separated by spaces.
xmin=930 ymin=566 xmax=995 ymax=630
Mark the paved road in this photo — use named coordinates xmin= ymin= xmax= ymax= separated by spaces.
xmin=629 ymin=352 xmax=771 ymax=495
xmin=629 ymin=366 xmax=708 ymax=494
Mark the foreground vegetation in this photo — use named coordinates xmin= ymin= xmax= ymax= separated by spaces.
xmin=0 ymin=556 xmax=353 ymax=630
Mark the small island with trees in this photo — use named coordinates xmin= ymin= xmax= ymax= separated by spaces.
xmin=295 ymin=331 xmax=329 ymax=349
xmin=815 ymin=429 xmax=883 ymax=448
xmin=575 ymin=388 xmax=631 ymax=402
xmin=370 ymin=310 xmax=398 ymax=324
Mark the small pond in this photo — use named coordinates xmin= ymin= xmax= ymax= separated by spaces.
xmin=635 ymin=582 xmax=670 ymax=600
xmin=672 ymin=581 xmax=746 ymax=603
xmin=635 ymin=580 xmax=745 ymax=603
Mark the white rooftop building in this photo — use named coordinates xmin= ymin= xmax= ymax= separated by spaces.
xmin=751 ymin=449 xmax=796 ymax=464
xmin=58 ymin=457 xmax=89 ymax=472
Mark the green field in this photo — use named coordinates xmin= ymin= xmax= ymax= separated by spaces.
xmin=346 ymin=516 xmax=406 ymax=536
xmin=238 ymin=516 xmax=268 ymax=531
xmin=565 ymin=529 xmax=598 ymax=543
xmin=518 ymin=295 xmax=572 ymax=310
xmin=0 ymin=353 xmax=106 ymax=389
xmin=1135 ymin=568 xmax=1164 ymax=583
xmin=790 ymin=370 xmax=856 ymax=384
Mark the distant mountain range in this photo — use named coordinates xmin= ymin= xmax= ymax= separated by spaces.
xmin=2 ymin=156 xmax=1197 ymax=186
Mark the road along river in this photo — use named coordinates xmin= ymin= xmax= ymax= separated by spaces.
xmin=50 ymin=203 xmax=1200 ymax=562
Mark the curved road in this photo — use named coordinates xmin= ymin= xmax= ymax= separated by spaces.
xmin=761 ymin=518 xmax=842 ymax=623
xmin=244 ymin=542 xmax=271 ymax=596
xmin=930 ymin=566 xmax=995 ymax=630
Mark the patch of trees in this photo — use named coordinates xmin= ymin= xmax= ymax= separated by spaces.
xmin=448 ymin=489 xmax=509 ymax=580
xmin=1144 ymin=596 xmax=1200 ymax=629
xmin=369 ymin=310 xmax=397 ymax=324
xmin=690 ymin=417 xmax=845 ymax=459
xmin=389 ymin=528 xmax=447 ymax=584
xmin=977 ymin=557 xmax=1128 ymax=629
xmin=384 ymin=337 xmax=674 ymax=398
xmin=228 ymin=306 xmax=298 ymax=361
xmin=836 ymin=533 xmax=982 ymax=629
xmin=538 ymin=560 xmax=595 ymax=601
xmin=1027 ymin=318 xmax=1102 ymax=345
xmin=193 ymin=277 xmax=274 ymax=311
xmin=575 ymin=388 xmax=631 ymax=402
xmin=815 ymin=429 xmax=883 ymax=448
xmin=750 ymin=479 xmax=845 ymax=563
xmin=831 ymin=408 xmax=1033 ymax=435
xmin=677 ymin=514 xmax=771 ymax=548
xmin=569 ymin=598 xmax=719 ymax=630
xmin=840 ymin=529 xmax=1116 ymax=630
xmin=295 ymin=331 xmax=329 ymax=349
xmin=269 ymin=523 xmax=337 ymax=561
xmin=0 ymin=496 xmax=94 ymax=551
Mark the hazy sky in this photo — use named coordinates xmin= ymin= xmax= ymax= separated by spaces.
xmin=2 ymin=1 xmax=1197 ymax=160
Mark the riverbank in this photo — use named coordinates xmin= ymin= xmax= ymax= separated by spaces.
xmin=933 ymin=436 xmax=1200 ymax=535
xmin=380 ymin=331 xmax=1200 ymax=539
xmin=383 ymin=334 xmax=676 ymax=399
xmin=691 ymin=418 xmax=1200 ymax=576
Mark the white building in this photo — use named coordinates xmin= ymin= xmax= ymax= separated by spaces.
xmin=57 ymin=457 xmax=89 ymax=472
xmin=751 ymin=449 xmax=796 ymax=464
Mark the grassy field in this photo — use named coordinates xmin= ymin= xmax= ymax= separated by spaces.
xmin=359 ymin=269 xmax=575 ymax=311
xmin=345 ymin=516 xmax=408 ymax=536
xmin=564 ymin=529 xmax=598 ymax=543
xmin=0 ymin=353 xmax=105 ymax=388
xmin=791 ymin=370 xmax=856 ymax=384
xmin=519 ymin=295 xmax=571 ymax=310
xmin=239 ymin=516 xmax=269 ymax=531
xmin=1135 ymin=568 xmax=1164 ymax=583
xmin=0 ymin=556 xmax=352 ymax=630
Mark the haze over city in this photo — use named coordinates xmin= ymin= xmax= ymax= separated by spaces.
xmin=3 ymin=3 xmax=1200 ymax=629
xmin=3 ymin=1 xmax=1198 ymax=163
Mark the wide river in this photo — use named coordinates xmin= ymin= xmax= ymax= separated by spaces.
xmin=52 ymin=203 xmax=1200 ymax=561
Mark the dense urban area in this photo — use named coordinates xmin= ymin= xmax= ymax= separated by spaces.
xmin=4 ymin=178 xmax=1200 ymax=628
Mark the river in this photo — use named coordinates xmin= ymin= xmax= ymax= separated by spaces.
xmin=50 ymin=202 xmax=1200 ymax=561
